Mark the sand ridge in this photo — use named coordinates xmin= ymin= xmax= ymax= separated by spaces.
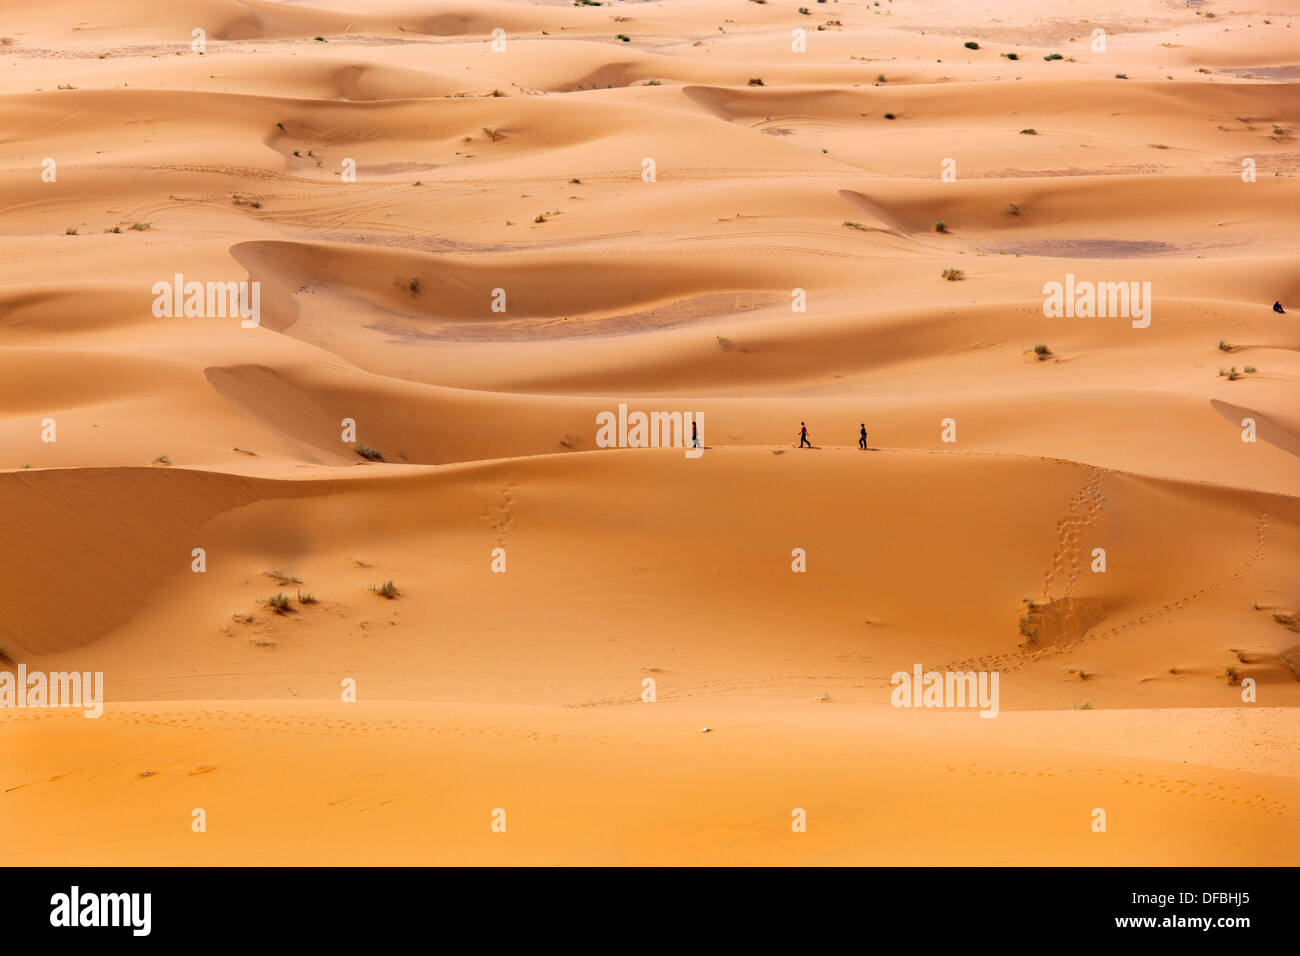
xmin=1 ymin=0 xmax=1298 ymax=865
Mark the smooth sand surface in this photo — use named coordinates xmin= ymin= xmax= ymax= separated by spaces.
xmin=1 ymin=0 xmax=1298 ymax=865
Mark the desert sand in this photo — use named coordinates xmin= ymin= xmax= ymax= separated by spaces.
xmin=1 ymin=0 xmax=1298 ymax=865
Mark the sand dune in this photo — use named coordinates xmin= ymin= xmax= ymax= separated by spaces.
xmin=1 ymin=0 xmax=1298 ymax=866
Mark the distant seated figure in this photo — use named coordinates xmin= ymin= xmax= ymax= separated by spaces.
xmin=1274 ymin=301 xmax=1286 ymax=314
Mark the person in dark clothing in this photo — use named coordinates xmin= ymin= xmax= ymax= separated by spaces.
xmin=799 ymin=422 xmax=811 ymax=448
xmin=1274 ymin=301 xmax=1286 ymax=314
xmin=859 ymin=423 xmax=868 ymax=450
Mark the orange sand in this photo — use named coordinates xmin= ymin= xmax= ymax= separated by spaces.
xmin=1 ymin=0 xmax=1298 ymax=865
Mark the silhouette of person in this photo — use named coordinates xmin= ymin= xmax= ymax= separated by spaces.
xmin=799 ymin=422 xmax=811 ymax=448
xmin=859 ymin=423 xmax=867 ymax=450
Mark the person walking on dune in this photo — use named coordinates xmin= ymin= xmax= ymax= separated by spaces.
xmin=691 ymin=418 xmax=700 ymax=449
xmin=859 ymin=423 xmax=868 ymax=450
xmin=799 ymin=422 xmax=812 ymax=448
